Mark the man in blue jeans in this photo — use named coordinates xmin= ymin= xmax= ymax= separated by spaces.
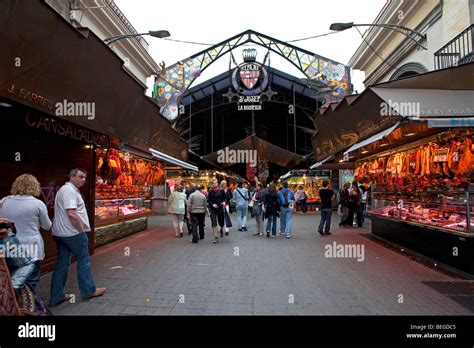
xmin=49 ymin=168 xmax=106 ymax=307
xmin=277 ymin=181 xmax=295 ymax=239
xmin=318 ymin=179 xmax=335 ymax=236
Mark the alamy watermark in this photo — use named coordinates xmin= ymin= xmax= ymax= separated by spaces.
xmin=217 ymin=147 xmax=257 ymax=167
xmin=324 ymin=242 xmax=365 ymax=262
xmin=55 ymin=99 xmax=95 ymax=120
xmin=380 ymin=99 xmax=420 ymax=117
xmin=0 ymin=242 xmax=39 ymax=259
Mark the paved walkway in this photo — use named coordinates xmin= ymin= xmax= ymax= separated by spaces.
xmin=37 ymin=212 xmax=474 ymax=315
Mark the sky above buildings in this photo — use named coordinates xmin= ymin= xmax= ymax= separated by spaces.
xmin=115 ymin=0 xmax=387 ymax=93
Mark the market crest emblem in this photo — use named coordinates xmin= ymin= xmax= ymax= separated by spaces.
xmin=232 ymin=48 xmax=269 ymax=97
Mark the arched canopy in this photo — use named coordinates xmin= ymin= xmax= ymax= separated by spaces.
xmin=154 ymin=29 xmax=352 ymax=120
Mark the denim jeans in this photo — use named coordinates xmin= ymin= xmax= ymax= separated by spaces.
xmin=50 ymin=233 xmax=96 ymax=305
xmin=280 ymin=207 xmax=293 ymax=236
xmin=10 ymin=262 xmax=36 ymax=290
xmin=266 ymin=215 xmax=277 ymax=235
xmin=26 ymin=260 xmax=41 ymax=290
xmin=236 ymin=206 xmax=248 ymax=229
xmin=319 ymin=208 xmax=332 ymax=233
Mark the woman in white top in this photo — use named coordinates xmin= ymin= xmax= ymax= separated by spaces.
xmin=0 ymin=174 xmax=52 ymax=289
xmin=167 ymin=185 xmax=188 ymax=238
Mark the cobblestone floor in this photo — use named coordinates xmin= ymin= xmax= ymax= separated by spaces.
xmin=37 ymin=212 xmax=474 ymax=315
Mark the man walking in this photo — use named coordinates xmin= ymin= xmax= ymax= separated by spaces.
xmin=338 ymin=182 xmax=350 ymax=227
xmin=277 ymin=181 xmax=295 ymax=239
xmin=187 ymin=186 xmax=207 ymax=243
xmin=318 ymin=180 xmax=335 ymax=235
xmin=49 ymin=168 xmax=105 ymax=307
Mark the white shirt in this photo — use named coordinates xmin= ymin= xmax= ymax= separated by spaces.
xmin=52 ymin=182 xmax=90 ymax=237
xmin=0 ymin=195 xmax=52 ymax=260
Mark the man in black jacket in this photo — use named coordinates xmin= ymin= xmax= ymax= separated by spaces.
xmin=338 ymin=182 xmax=350 ymax=227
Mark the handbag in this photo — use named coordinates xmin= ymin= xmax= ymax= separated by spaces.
xmin=252 ymin=201 xmax=262 ymax=216
xmin=248 ymin=193 xmax=255 ymax=207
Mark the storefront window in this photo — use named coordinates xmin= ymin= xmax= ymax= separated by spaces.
xmin=95 ymin=148 xmax=165 ymax=225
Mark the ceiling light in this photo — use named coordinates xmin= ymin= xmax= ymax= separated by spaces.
xmin=0 ymin=102 xmax=13 ymax=107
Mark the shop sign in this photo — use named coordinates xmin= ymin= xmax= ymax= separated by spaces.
xmin=7 ymin=84 xmax=55 ymax=110
xmin=232 ymin=49 xmax=268 ymax=111
xmin=433 ymin=148 xmax=449 ymax=162
xmin=25 ymin=111 xmax=110 ymax=147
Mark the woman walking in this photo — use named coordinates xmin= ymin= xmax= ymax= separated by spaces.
xmin=252 ymin=182 xmax=265 ymax=236
xmin=221 ymin=180 xmax=233 ymax=236
xmin=168 ymin=185 xmax=187 ymax=237
xmin=0 ymin=174 xmax=52 ymax=290
xmin=346 ymin=183 xmax=362 ymax=228
xmin=263 ymin=184 xmax=280 ymax=238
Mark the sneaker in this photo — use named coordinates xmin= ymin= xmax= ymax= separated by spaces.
xmin=238 ymin=228 xmax=242 ymax=232
xmin=180 ymin=232 xmax=184 ymax=238
xmin=266 ymin=232 xmax=270 ymax=238
xmin=190 ymin=240 xmax=198 ymax=244
xmin=286 ymin=235 xmax=291 ymax=239
xmin=325 ymin=232 xmax=332 ymax=235
xmin=318 ymin=230 xmax=325 ymax=236
xmin=272 ymin=235 xmax=276 ymax=238
xmin=82 ymin=287 xmax=106 ymax=300
xmin=213 ymin=237 xmax=218 ymax=244
xmin=259 ymin=233 xmax=263 ymax=236
xmin=242 ymin=227 xmax=248 ymax=231
xmin=253 ymin=232 xmax=259 ymax=235
xmin=225 ymin=231 xmax=229 ymax=236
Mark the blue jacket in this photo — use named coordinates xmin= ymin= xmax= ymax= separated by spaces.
xmin=278 ymin=188 xmax=295 ymax=207
xmin=233 ymin=187 xmax=249 ymax=208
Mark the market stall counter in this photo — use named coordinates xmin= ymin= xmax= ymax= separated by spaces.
xmin=354 ymin=128 xmax=474 ymax=274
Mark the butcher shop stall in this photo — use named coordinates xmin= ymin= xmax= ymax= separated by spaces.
xmin=312 ymin=62 xmax=474 ymax=274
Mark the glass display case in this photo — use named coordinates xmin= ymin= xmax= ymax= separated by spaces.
xmin=368 ymin=190 xmax=474 ymax=234
xmin=95 ymin=185 xmax=153 ymax=225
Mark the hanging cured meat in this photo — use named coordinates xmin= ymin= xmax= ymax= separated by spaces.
xmin=414 ymin=148 xmax=422 ymax=175
xmin=457 ymin=138 xmax=474 ymax=177
xmin=448 ymin=141 xmax=462 ymax=174
xmin=100 ymin=149 xmax=112 ymax=180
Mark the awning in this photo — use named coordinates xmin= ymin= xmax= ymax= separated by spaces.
xmin=428 ymin=118 xmax=474 ymax=127
xmin=201 ymin=135 xmax=306 ymax=169
xmin=371 ymin=88 xmax=474 ymax=118
xmin=149 ymin=148 xmax=198 ymax=172
xmin=310 ymin=156 xmax=333 ymax=169
xmin=343 ymin=122 xmax=401 ymax=155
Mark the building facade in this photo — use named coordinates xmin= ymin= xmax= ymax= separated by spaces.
xmin=349 ymin=0 xmax=474 ymax=86
xmin=46 ymin=0 xmax=159 ymax=87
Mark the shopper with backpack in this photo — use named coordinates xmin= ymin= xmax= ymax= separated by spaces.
xmin=264 ymin=184 xmax=280 ymax=238
xmin=277 ymin=181 xmax=295 ymax=239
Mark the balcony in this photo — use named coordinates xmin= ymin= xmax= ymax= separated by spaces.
xmin=434 ymin=24 xmax=474 ymax=70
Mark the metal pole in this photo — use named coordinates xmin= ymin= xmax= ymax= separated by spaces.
xmin=293 ymin=85 xmax=296 ymax=153
xmin=189 ymin=97 xmax=192 ymax=141
xmin=211 ymin=92 xmax=214 ymax=152
xmin=467 ymin=191 xmax=471 ymax=234
xmin=252 ymin=109 xmax=255 ymax=135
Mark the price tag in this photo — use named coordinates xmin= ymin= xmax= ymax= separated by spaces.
xmin=397 ymin=200 xmax=404 ymax=209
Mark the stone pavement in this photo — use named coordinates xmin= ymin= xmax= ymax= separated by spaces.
xmin=37 ymin=212 xmax=474 ymax=315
